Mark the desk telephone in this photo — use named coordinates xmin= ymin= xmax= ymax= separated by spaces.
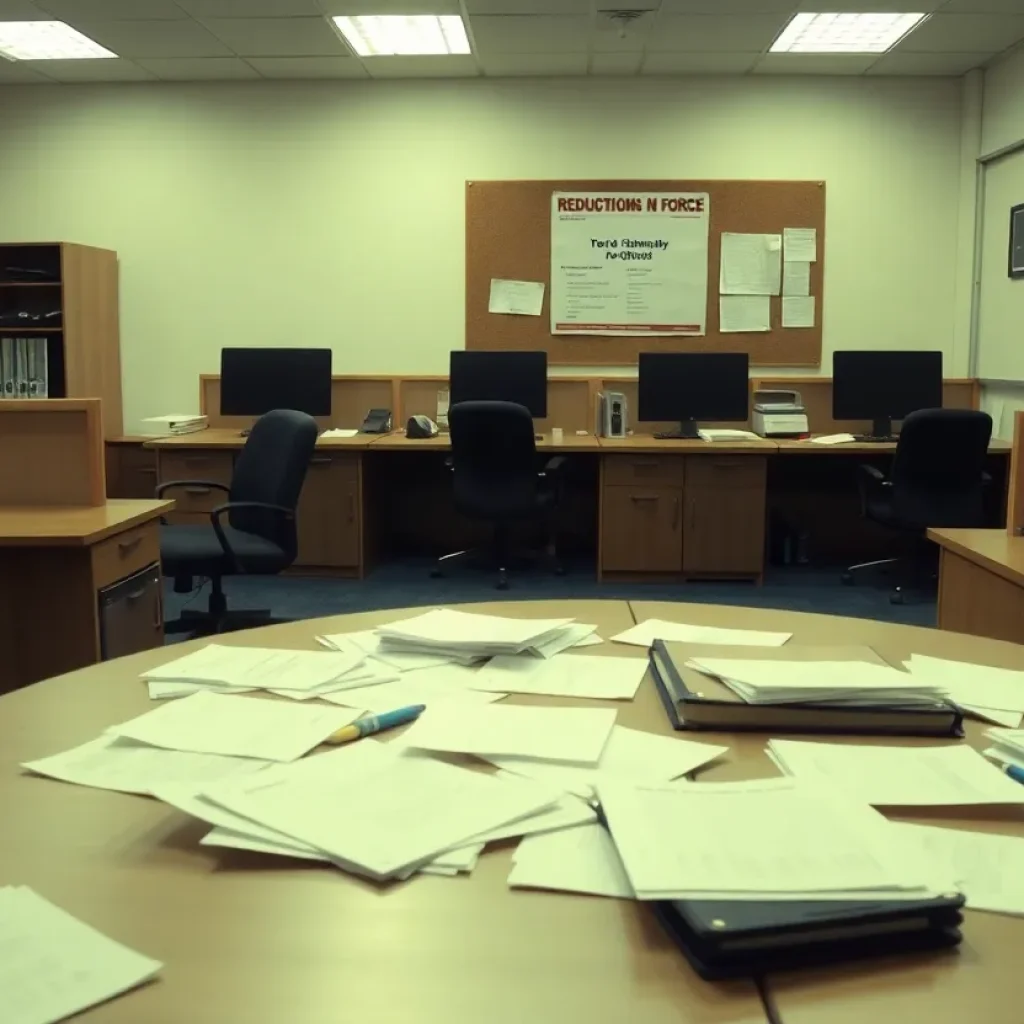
xmin=360 ymin=408 xmax=392 ymax=433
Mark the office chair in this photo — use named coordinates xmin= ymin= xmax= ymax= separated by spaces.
xmin=842 ymin=409 xmax=993 ymax=604
xmin=432 ymin=400 xmax=567 ymax=590
xmin=158 ymin=409 xmax=320 ymax=636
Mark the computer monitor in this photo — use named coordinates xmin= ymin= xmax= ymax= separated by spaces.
xmin=220 ymin=348 xmax=333 ymax=419
xmin=638 ymin=352 xmax=750 ymax=439
xmin=449 ymin=350 xmax=548 ymax=418
xmin=832 ymin=350 xmax=943 ymax=440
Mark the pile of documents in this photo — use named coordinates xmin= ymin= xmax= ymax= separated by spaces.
xmin=140 ymin=413 xmax=207 ymax=436
xmin=982 ymin=727 xmax=1024 ymax=768
xmin=0 ymin=885 xmax=161 ymax=1024
xmin=904 ymin=654 xmax=1024 ymax=728
xmin=612 ymin=618 xmax=792 ymax=649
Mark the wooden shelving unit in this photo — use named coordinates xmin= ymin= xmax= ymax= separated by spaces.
xmin=0 ymin=242 xmax=122 ymax=437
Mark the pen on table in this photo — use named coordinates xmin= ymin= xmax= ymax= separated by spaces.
xmin=326 ymin=704 xmax=426 ymax=745
xmin=1004 ymin=764 xmax=1024 ymax=786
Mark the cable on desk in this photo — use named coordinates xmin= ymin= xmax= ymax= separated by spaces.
xmin=755 ymin=976 xmax=784 ymax=1024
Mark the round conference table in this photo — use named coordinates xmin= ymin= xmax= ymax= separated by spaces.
xmin=3 ymin=599 xmax=1024 ymax=1024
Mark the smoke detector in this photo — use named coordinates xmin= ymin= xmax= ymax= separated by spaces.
xmin=599 ymin=9 xmax=649 ymax=40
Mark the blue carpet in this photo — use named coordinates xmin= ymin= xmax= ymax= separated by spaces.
xmin=163 ymin=560 xmax=936 ymax=631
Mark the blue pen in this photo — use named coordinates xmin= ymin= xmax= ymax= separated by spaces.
xmin=1004 ymin=764 xmax=1024 ymax=786
xmin=326 ymin=704 xmax=426 ymax=745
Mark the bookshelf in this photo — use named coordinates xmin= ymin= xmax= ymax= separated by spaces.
xmin=0 ymin=242 xmax=122 ymax=437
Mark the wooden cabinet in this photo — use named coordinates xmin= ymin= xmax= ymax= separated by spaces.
xmin=106 ymin=442 xmax=158 ymax=499
xmin=601 ymin=485 xmax=683 ymax=573
xmin=157 ymin=449 xmax=234 ymax=522
xmin=295 ymin=455 xmax=361 ymax=570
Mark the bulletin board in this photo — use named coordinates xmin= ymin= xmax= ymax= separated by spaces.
xmin=465 ymin=179 xmax=825 ymax=367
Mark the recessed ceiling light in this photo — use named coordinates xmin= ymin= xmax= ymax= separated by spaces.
xmin=0 ymin=21 xmax=117 ymax=61
xmin=331 ymin=15 xmax=471 ymax=57
xmin=770 ymin=12 xmax=927 ymax=54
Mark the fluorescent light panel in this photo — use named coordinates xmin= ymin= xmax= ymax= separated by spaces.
xmin=332 ymin=15 xmax=471 ymax=57
xmin=771 ymin=12 xmax=927 ymax=54
xmin=0 ymin=21 xmax=117 ymax=60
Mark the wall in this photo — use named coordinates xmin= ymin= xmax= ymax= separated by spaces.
xmin=982 ymin=44 xmax=1024 ymax=158
xmin=0 ymin=76 xmax=965 ymax=432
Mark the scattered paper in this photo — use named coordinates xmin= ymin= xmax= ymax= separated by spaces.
xmin=319 ymin=629 xmax=460 ymax=672
xmin=612 ymin=619 xmax=791 ymax=649
xmin=719 ymin=295 xmax=771 ymax=333
xmin=488 ymin=279 xmax=545 ymax=317
xmin=469 ymin=654 xmax=647 ymax=700
xmin=720 ymin=232 xmax=782 ymax=296
xmin=782 ymin=261 xmax=811 ymax=296
xmin=320 ymin=429 xmax=359 ymax=439
xmin=322 ymin=672 xmax=505 ymax=715
xmin=905 ymin=654 xmax=1024 ymax=718
xmin=810 ymin=433 xmax=856 ymax=445
xmin=782 ymin=296 xmax=815 ymax=329
xmin=0 ymin=885 xmax=162 ymax=1024
xmin=783 ymin=227 xmax=817 ymax=263
xmin=508 ymin=823 xmax=634 ymax=900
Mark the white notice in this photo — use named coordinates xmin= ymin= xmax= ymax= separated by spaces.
xmin=782 ymin=296 xmax=816 ymax=329
xmin=719 ymin=295 xmax=771 ymax=334
xmin=782 ymin=262 xmax=811 ymax=297
xmin=488 ymin=279 xmax=545 ymax=317
xmin=784 ymin=227 xmax=818 ymax=262
xmin=551 ymin=192 xmax=710 ymax=336
xmin=720 ymin=233 xmax=782 ymax=296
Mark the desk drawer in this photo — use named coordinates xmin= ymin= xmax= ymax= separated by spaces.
xmin=308 ymin=453 xmax=359 ymax=482
xmin=686 ymin=456 xmax=767 ymax=490
xmin=603 ymin=455 xmax=686 ymax=486
xmin=158 ymin=450 xmax=233 ymax=514
xmin=99 ymin=564 xmax=163 ymax=660
xmin=91 ymin=522 xmax=161 ymax=590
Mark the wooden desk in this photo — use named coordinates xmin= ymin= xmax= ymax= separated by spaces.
xmin=0 ymin=599 xmax=768 ymax=1024
xmin=776 ymin=439 xmax=1015 ymax=456
xmin=0 ymin=499 xmax=173 ymax=692
xmin=928 ymin=528 xmax=1024 ymax=645
xmin=370 ymin=431 xmax=603 ymax=452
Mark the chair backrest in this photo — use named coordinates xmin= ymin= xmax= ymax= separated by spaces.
xmin=448 ymin=401 xmax=539 ymax=518
xmin=891 ymin=409 xmax=993 ymax=526
xmin=229 ymin=409 xmax=320 ymax=550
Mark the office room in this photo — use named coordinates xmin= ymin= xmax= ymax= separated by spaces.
xmin=7 ymin=5 xmax=1024 ymax=1023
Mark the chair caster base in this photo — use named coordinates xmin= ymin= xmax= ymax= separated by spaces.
xmin=890 ymin=590 xmax=906 ymax=605
xmin=496 ymin=569 xmax=509 ymax=591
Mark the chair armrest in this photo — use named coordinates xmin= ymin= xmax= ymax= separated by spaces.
xmin=541 ymin=456 xmax=568 ymax=477
xmin=155 ymin=479 xmax=230 ymax=498
xmin=854 ymin=462 xmax=889 ymax=519
xmin=209 ymin=501 xmax=295 ymax=573
xmin=982 ymin=471 xmax=993 ymax=486
xmin=858 ymin=464 xmax=887 ymax=484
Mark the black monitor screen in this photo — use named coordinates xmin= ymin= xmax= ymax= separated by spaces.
xmin=220 ymin=348 xmax=333 ymax=417
xmin=449 ymin=351 xmax=548 ymax=418
xmin=832 ymin=351 xmax=943 ymax=423
xmin=638 ymin=352 xmax=750 ymax=424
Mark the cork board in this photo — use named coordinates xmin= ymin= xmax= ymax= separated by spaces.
xmin=466 ymin=179 xmax=825 ymax=367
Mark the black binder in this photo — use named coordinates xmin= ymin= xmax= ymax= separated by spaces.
xmin=652 ymin=893 xmax=964 ymax=979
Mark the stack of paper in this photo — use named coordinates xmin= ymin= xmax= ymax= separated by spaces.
xmin=318 ymin=629 xmax=463 ymax=671
xmin=106 ymin=691 xmax=363 ymax=763
xmin=468 ymin=654 xmax=647 ymax=700
xmin=810 ymin=433 xmax=856 ymax=445
xmin=983 ymin=727 xmax=1024 ymax=768
xmin=481 ymin=725 xmax=727 ymax=798
xmin=599 ymin=777 xmax=953 ymax=901
xmin=374 ymin=608 xmax=584 ymax=662
xmin=687 ymin=658 xmax=945 ymax=705
xmin=0 ymin=886 xmax=162 ymax=1024
xmin=698 ymin=429 xmax=760 ymax=442
xmin=140 ymin=413 xmax=207 ymax=436
xmin=768 ymin=738 xmax=1024 ymax=806
xmin=141 ymin=643 xmax=391 ymax=701
xmin=904 ymin=654 xmax=1024 ymax=727
xmin=508 ymin=823 xmax=635 ymax=899
xmin=612 ymin=619 xmax=791 ymax=649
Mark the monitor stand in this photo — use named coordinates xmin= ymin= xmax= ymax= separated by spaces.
xmin=854 ymin=416 xmax=896 ymax=443
xmin=654 ymin=419 xmax=700 ymax=440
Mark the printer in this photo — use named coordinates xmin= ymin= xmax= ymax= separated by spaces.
xmin=752 ymin=389 xmax=808 ymax=438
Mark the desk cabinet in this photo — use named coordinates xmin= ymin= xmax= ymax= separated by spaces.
xmin=601 ymin=485 xmax=683 ymax=572
xmin=106 ymin=444 xmax=158 ymax=500
xmin=295 ymin=455 xmax=361 ymax=572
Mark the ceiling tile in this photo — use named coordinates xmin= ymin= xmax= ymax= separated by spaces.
xmin=0 ymin=0 xmax=52 ymax=18
xmin=202 ymin=16 xmax=345 ymax=56
xmin=592 ymin=11 xmax=655 ymax=52
xmin=464 ymin=0 xmax=591 ymax=12
xmin=647 ymin=14 xmax=789 ymax=52
xmin=589 ymin=51 xmax=643 ymax=74
xmin=35 ymin=0 xmax=186 ymax=18
xmin=661 ymin=0 xmax=796 ymax=10
xmin=867 ymin=51 xmax=994 ymax=75
xmin=0 ymin=55 xmax=54 ymax=80
xmin=480 ymin=52 xmax=587 ymax=75
xmin=176 ymin=0 xmax=323 ymax=15
xmin=899 ymin=13 xmax=1024 ymax=52
xmin=69 ymin=19 xmax=233 ymax=57
xmin=21 ymin=56 xmax=156 ymax=79
xmin=943 ymin=0 xmax=1024 ymax=10
xmin=246 ymin=54 xmax=368 ymax=76
xmin=136 ymin=56 xmax=261 ymax=78
xmin=321 ymin=0 xmax=462 ymax=12
xmin=795 ymin=0 xmax=947 ymax=9
xmin=469 ymin=14 xmax=591 ymax=52
xmin=364 ymin=54 xmax=479 ymax=77
xmin=753 ymin=53 xmax=877 ymax=74
xmin=642 ymin=51 xmax=760 ymax=73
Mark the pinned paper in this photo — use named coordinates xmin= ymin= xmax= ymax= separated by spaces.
xmin=720 ymin=233 xmax=782 ymax=296
xmin=784 ymin=228 xmax=817 ymax=263
xmin=783 ymin=262 xmax=811 ymax=297
xmin=720 ymin=295 xmax=771 ymax=333
xmin=782 ymin=296 xmax=816 ymax=329
xmin=489 ymin=279 xmax=545 ymax=317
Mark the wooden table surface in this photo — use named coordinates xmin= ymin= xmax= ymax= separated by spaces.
xmin=928 ymin=528 xmax=1024 ymax=589
xmin=0 ymin=499 xmax=173 ymax=546
xmin=775 ymin=438 xmax=1014 ymax=456
xmin=598 ymin=436 xmax=778 ymax=454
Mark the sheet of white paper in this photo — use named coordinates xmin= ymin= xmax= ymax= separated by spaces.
xmin=320 ymin=429 xmax=359 ymax=439
xmin=483 ymin=725 xmax=726 ymax=798
xmin=488 ymin=278 xmax=545 ymax=317
xmin=527 ymin=623 xmax=598 ymax=658
xmin=106 ymin=691 xmax=363 ymax=763
xmin=322 ymin=674 xmax=505 ymax=714
xmin=719 ymin=295 xmax=771 ymax=333
xmin=508 ymin=823 xmax=635 ymax=899
xmin=0 ymin=886 xmax=162 ymax=1024
xmin=319 ymin=630 xmax=460 ymax=671
xmin=782 ymin=261 xmax=811 ymax=296
xmin=782 ymin=296 xmax=815 ymax=329
xmin=905 ymin=654 xmax=1024 ymax=714
xmin=810 ymin=433 xmax=856 ymax=445
xmin=377 ymin=609 xmax=574 ymax=653
xmin=964 ymin=706 xmax=1024 ymax=728
xmin=612 ymin=618 xmax=791 ymax=649
xmin=720 ymin=232 xmax=782 ymax=296
xmin=22 ymin=735 xmax=269 ymax=795
xmin=769 ymin=739 xmax=1024 ymax=806
xmin=200 ymin=826 xmax=327 ymax=861
xmin=783 ymin=227 xmax=817 ymax=262
xmin=398 ymin=703 xmax=617 ymax=764
xmin=473 ymin=783 xmax=597 ymax=841
xmin=469 ymin=654 xmax=647 ymax=700
xmin=147 ymin=681 xmax=257 ymax=700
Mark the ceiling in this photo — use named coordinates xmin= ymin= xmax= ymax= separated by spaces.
xmin=0 ymin=0 xmax=1022 ymax=83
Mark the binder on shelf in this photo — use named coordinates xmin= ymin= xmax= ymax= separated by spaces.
xmin=14 ymin=336 xmax=28 ymax=397
xmin=0 ymin=336 xmax=12 ymax=398
xmin=27 ymin=336 xmax=48 ymax=398
xmin=649 ymin=640 xmax=964 ymax=737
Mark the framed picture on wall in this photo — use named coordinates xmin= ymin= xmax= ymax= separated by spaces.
xmin=1011 ymin=203 xmax=1024 ymax=279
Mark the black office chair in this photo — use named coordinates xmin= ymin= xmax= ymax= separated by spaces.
xmin=158 ymin=409 xmax=320 ymax=635
xmin=843 ymin=408 xmax=993 ymax=603
xmin=432 ymin=400 xmax=567 ymax=590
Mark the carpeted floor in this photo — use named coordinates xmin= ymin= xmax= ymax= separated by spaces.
xmin=163 ymin=559 xmax=936 ymax=632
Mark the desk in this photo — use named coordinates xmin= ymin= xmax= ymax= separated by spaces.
xmin=777 ymin=439 xmax=1014 ymax=456
xmin=0 ymin=499 xmax=174 ymax=692
xmin=928 ymin=528 xmax=1024 ymax=645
